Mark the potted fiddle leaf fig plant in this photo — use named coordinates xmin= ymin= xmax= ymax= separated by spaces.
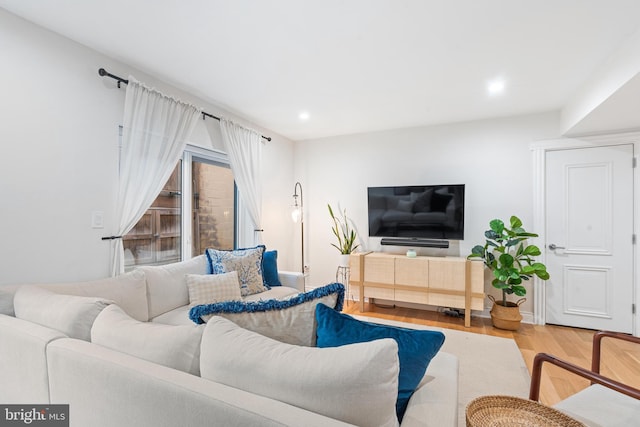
xmin=328 ymin=204 xmax=360 ymax=266
xmin=468 ymin=215 xmax=550 ymax=330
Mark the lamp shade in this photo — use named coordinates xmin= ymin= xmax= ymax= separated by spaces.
xmin=291 ymin=206 xmax=302 ymax=223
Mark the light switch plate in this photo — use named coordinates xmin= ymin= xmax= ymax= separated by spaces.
xmin=91 ymin=211 xmax=104 ymax=229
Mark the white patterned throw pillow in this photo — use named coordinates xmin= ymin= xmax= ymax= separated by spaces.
xmin=205 ymin=246 xmax=267 ymax=296
xmin=189 ymin=283 xmax=344 ymax=346
xmin=186 ymin=272 xmax=242 ymax=306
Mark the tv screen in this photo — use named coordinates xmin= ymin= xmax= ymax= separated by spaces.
xmin=367 ymin=184 xmax=465 ymax=240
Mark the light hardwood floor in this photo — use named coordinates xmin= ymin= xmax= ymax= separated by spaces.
xmin=342 ymin=300 xmax=640 ymax=406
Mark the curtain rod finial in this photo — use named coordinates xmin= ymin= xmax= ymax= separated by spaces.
xmin=98 ymin=68 xmax=107 ymax=76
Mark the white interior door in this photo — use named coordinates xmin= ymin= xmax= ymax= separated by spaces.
xmin=545 ymin=144 xmax=634 ymax=333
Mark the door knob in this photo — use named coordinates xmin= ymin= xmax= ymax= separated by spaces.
xmin=548 ymin=243 xmax=566 ymax=250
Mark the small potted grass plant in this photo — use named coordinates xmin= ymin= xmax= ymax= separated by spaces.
xmin=328 ymin=204 xmax=359 ymax=266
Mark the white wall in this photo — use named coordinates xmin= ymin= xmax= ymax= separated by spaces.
xmin=295 ymin=112 xmax=560 ymax=314
xmin=0 ymin=9 xmax=296 ymax=285
xmin=562 ymin=26 xmax=640 ymax=135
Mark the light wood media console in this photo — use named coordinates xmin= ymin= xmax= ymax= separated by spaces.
xmin=349 ymin=252 xmax=484 ymax=327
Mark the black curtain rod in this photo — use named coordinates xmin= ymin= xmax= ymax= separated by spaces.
xmin=98 ymin=68 xmax=271 ymax=142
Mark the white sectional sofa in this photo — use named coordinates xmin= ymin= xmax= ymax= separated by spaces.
xmin=0 ymin=255 xmax=459 ymax=427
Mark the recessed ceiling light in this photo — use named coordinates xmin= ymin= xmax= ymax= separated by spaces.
xmin=298 ymin=111 xmax=310 ymax=121
xmin=487 ymin=79 xmax=505 ymax=95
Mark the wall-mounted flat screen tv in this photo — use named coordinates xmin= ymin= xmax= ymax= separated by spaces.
xmin=367 ymin=184 xmax=465 ymax=240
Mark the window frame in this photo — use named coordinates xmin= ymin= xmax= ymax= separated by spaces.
xmin=181 ymin=144 xmax=238 ymax=260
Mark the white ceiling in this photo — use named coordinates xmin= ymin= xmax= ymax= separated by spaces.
xmin=2 ymin=0 xmax=640 ymax=141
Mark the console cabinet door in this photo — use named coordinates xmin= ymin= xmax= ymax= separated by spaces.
xmin=394 ymin=257 xmax=429 ymax=287
xmin=428 ymin=259 xmax=466 ymax=307
xmin=394 ymin=257 xmax=429 ymax=304
xmin=363 ymin=254 xmax=395 ymax=299
xmin=364 ymin=254 xmax=394 ymax=284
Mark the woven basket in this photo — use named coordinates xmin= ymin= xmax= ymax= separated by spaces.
xmin=489 ymin=296 xmax=524 ymax=330
xmin=466 ymin=395 xmax=585 ymax=427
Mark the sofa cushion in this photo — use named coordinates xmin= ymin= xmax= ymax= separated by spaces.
xmin=42 ymin=270 xmax=148 ymax=322
xmin=14 ymin=286 xmax=113 ymax=341
xmin=137 ymin=255 xmax=208 ymax=318
xmin=262 ymin=250 xmax=282 ymax=287
xmin=151 ymin=286 xmax=301 ymax=326
xmin=242 ymin=285 xmax=300 ymax=302
xmin=200 ymin=316 xmax=400 ymax=427
xmin=91 ymin=305 xmax=203 ymax=376
xmin=186 ymin=272 xmax=242 ymax=306
xmin=150 ymin=305 xmax=192 ymax=326
xmin=553 ymin=384 xmax=640 ymax=426
xmin=401 ymin=351 xmax=459 ymax=426
xmin=205 ymin=246 xmax=268 ymax=296
xmin=315 ymin=304 xmax=445 ymax=421
xmin=189 ymin=283 xmax=344 ymax=346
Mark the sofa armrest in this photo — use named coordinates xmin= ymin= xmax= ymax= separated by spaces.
xmin=592 ymin=330 xmax=640 ymax=374
xmin=278 ymin=270 xmax=306 ymax=292
xmin=0 ymin=284 xmax=20 ymax=316
xmin=529 ymin=352 xmax=640 ymax=402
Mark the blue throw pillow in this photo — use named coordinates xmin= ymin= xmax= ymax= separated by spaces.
xmin=315 ymin=304 xmax=445 ymax=421
xmin=262 ymin=250 xmax=282 ymax=287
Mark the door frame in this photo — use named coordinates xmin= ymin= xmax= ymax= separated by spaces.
xmin=531 ymin=131 xmax=640 ymax=336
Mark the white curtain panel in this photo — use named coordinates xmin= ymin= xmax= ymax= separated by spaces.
xmin=111 ymin=77 xmax=201 ymax=276
xmin=219 ymin=118 xmax=263 ymax=245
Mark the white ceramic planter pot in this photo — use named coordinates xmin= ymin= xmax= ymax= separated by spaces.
xmin=338 ymin=254 xmax=351 ymax=267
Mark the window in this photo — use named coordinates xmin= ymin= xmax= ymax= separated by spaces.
xmin=191 ymin=157 xmax=236 ymax=255
xmin=123 ymin=147 xmax=236 ymax=269
xmin=123 ymin=163 xmax=182 ymax=267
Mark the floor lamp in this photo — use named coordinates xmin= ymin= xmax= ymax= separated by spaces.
xmin=291 ymin=182 xmax=304 ymax=274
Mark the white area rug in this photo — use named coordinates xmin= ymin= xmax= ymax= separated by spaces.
xmin=354 ymin=316 xmax=530 ymax=426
